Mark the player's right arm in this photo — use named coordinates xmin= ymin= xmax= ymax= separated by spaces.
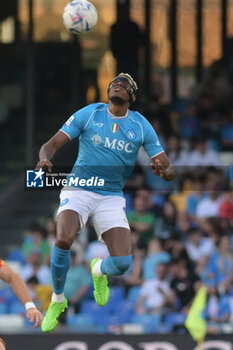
xmin=36 ymin=131 xmax=70 ymax=172
xmin=36 ymin=104 xmax=99 ymax=171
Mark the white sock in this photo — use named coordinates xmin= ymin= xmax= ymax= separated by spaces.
xmin=52 ymin=292 xmax=65 ymax=303
xmin=93 ymin=259 xmax=103 ymax=277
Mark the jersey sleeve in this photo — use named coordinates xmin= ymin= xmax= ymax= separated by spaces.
xmin=142 ymin=118 xmax=164 ymax=158
xmin=60 ymin=104 xmax=98 ymax=140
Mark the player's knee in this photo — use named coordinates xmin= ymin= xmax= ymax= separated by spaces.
xmin=111 ymin=255 xmax=132 ymax=275
xmin=56 ymin=230 xmax=76 ymax=249
xmin=55 ymin=238 xmax=72 ymax=250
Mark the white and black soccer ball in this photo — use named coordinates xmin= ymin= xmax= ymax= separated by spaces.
xmin=63 ymin=0 xmax=98 ymax=34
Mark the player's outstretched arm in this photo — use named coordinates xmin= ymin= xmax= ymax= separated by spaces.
xmin=150 ymin=152 xmax=176 ymax=181
xmin=0 ymin=338 xmax=6 ymax=350
xmin=0 ymin=262 xmax=43 ymax=328
xmin=36 ymin=131 xmax=70 ymax=172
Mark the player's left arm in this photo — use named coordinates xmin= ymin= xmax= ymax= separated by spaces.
xmin=150 ymin=152 xmax=176 ymax=181
xmin=141 ymin=115 xmax=176 ymax=181
xmin=0 ymin=262 xmax=43 ymax=327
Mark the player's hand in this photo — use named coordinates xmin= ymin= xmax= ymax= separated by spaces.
xmin=35 ymin=159 xmax=53 ymax=172
xmin=150 ymin=159 xmax=166 ymax=179
xmin=26 ymin=308 xmax=43 ymax=328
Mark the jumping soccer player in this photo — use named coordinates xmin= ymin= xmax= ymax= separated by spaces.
xmin=0 ymin=258 xmax=43 ymax=328
xmin=37 ymin=73 xmax=176 ymax=333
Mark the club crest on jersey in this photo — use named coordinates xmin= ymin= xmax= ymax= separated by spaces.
xmin=126 ymin=130 xmax=136 ymax=140
xmin=111 ymin=123 xmax=119 ymax=133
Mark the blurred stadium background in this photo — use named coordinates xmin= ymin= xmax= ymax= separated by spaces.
xmin=0 ymin=0 xmax=233 ymax=349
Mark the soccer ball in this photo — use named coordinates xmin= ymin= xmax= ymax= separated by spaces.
xmin=63 ymin=0 xmax=98 ymax=34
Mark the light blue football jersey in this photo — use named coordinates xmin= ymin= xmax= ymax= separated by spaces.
xmin=60 ymin=103 xmax=164 ymax=196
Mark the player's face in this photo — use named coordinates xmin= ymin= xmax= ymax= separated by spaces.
xmin=108 ymin=77 xmax=132 ymax=103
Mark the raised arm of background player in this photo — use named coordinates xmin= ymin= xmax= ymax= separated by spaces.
xmin=36 ymin=131 xmax=176 ymax=181
xmin=0 ymin=261 xmax=43 ymax=327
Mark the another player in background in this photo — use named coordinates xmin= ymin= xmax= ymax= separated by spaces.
xmin=0 ymin=258 xmax=43 ymax=348
xmin=36 ymin=73 xmax=176 ymax=333
xmin=0 ymin=338 xmax=6 ymax=350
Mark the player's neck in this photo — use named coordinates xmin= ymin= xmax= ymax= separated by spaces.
xmin=108 ymin=101 xmax=129 ymax=117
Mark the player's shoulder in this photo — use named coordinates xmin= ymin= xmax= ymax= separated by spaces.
xmin=129 ymin=110 xmax=149 ymax=122
xmin=129 ymin=110 xmax=153 ymax=129
xmin=76 ymin=102 xmax=107 ymax=113
xmin=73 ymin=103 xmax=107 ymax=117
xmin=91 ymin=102 xmax=107 ymax=111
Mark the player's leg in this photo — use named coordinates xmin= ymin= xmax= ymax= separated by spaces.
xmin=90 ymin=193 xmax=132 ymax=306
xmin=41 ymin=209 xmax=80 ymax=333
xmin=102 ymin=227 xmax=132 ymax=255
xmin=91 ymin=227 xmax=132 ymax=306
xmin=51 ymin=209 xmax=81 ymax=299
xmin=101 ymin=227 xmax=132 ymax=273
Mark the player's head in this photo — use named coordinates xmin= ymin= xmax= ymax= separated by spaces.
xmin=107 ymin=73 xmax=138 ymax=105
